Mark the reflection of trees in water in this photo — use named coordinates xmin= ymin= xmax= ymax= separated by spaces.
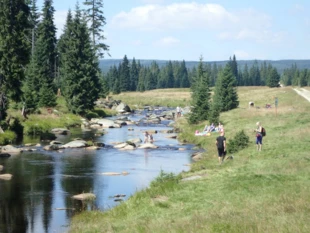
xmin=0 ymin=153 xmax=55 ymax=233
xmin=61 ymin=153 xmax=96 ymax=218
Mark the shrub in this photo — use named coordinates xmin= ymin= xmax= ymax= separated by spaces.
xmin=227 ymin=130 xmax=250 ymax=154
xmin=0 ymin=130 xmax=17 ymax=145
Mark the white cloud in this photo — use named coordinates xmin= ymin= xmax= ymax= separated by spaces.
xmin=111 ymin=3 xmax=237 ymax=30
xmin=155 ymin=36 xmax=180 ymax=46
xmin=111 ymin=3 xmax=283 ymax=44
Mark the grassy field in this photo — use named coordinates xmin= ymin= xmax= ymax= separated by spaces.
xmin=69 ymin=86 xmax=310 ymax=233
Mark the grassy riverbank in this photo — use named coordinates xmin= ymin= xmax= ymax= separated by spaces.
xmin=69 ymin=86 xmax=310 ymax=233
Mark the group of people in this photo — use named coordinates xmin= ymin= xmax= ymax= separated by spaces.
xmin=144 ymin=131 xmax=154 ymax=143
xmin=215 ymin=121 xmax=264 ymax=164
xmin=204 ymin=122 xmax=224 ymax=133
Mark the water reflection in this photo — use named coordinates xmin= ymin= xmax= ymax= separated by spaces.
xmin=0 ymin=112 xmax=194 ymax=233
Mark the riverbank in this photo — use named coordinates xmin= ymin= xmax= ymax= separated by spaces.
xmin=69 ymin=86 xmax=310 ymax=233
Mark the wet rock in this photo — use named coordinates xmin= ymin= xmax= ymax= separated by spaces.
xmin=138 ymin=143 xmax=158 ymax=149
xmin=50 ymin=140 xmax=63 ymax=145
xmin=72 ymin=193 xmax=96 ymax=201
xmin=0 ymin=174 xmax=13 ymax=180
xmin=1 ymin=145 xmax=21 ymax=154
xmin=44 ymin=144 xmax=60 ymax=151
xmin=113 ymin=143 xmax=128 ymax=149
xmin=60 ymin=140 xmax=87 ymax=149
xmin=86 ymin=146 xmax=100 ymax=150
xmin=0 ymin=153 xmax=11 ymax=158
xmin=191 ymin=152 xmax=203 ymax=161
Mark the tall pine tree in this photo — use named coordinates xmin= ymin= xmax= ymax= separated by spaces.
xmin=188 ymin=56 xmax=211 ymax=124
xmin=60 ymin=5 xmax=101 ymax=114
xmin=212 ymin=63 xmax=239 ymax=112
xmin=0 ymin=0 xmax=31 ymax=121
xmin=83 ymin=0 xmax=109 ymax=58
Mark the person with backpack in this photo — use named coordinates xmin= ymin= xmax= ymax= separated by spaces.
xmin=216 ymin=131 xmax=226 ymax=164
xmin=254 ymin=122 xmax=264 ymax=151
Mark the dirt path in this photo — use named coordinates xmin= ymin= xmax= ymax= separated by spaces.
xmin=293 ymin=88 xmax=310 ymax=102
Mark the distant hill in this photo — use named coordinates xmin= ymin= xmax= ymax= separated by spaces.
xmin=99 ymin=59 xmax=310 ymax=74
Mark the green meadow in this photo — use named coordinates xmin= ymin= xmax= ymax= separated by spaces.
xmin=69 ymin=86 xmax=310 ymax=233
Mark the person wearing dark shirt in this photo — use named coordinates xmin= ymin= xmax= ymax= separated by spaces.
xmin=216 ymin=131 xmax=226 ymax=164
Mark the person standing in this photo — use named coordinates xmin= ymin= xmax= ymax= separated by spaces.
xmin=176 ymin=106 xmax=181 ymax=118
xmin=144 ymin=131 xmax=149 ymax=143
xmin=216 ymin=131 xmax=226 ymax=164
xmin=254 ymin=122 xmax=263 ymax=151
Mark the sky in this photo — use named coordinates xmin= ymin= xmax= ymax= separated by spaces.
xmin=36 ymin=0 xmax=310 ymax=62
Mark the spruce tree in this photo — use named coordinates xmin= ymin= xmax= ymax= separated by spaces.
xmin=180 ymin=60 xmax=190 ymax=88
xmin=212 ymin=63 xmax=239 ymax=112
xmin=82 ymin=0 xmax=109 ymax=58
xmin=24 ymin=0 xmax=57 ymax=108
xmin=0 ymin=0 xmax=31 ymax=104
xmin=188 ymin=57 xmax=211 ymax=124
xmin=119 ymin=55 xmax=130 ymax=92
xmin=130 ymin=58 xmax=139 ymax=91
xmin=60 ymin=6 xmax=100 ymax=115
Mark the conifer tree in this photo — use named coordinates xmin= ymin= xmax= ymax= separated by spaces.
xmin=130 ymin=58 xmax=139 ymax=91
xmin=180 ymin=60 xmax=190 ymax=87
xmin=188 ymin=57 xmax=211 ymax=124
xmin=212 ymin=63 xmax=239 ymax=112
xmin=266 ymin=67 xmax=280 ymax=87
xmin=119 ymin=55 xmax=130 ymax=92
xmin=83 ymin=0 xmax=109 ymax=58
xmin=60 ymin=5 xmax=101 ymax=114
xmin=0 ymin=0 xmax=31 ymax=105
xmin=24 ymin=0 xmax=57 ymax=108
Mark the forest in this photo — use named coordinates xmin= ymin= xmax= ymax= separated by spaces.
xmin=1 ymin=0 xmax=310 ymax=125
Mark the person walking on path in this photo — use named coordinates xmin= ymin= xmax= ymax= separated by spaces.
xmin=254 ymin=122 xmax=263 ymax=151
xmin=216 ymin=131 xmax=226 ymax=164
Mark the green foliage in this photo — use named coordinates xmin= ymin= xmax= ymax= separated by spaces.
xmin=38 ymin=82 xmax=57 ymax=107
xmin=82 ymin=0 xmax=109 ymax=58
xmin=60 ymin=7 xmax=101 ymax=115
xmin=0 ymin=0 xmax=31 ymax=102
xmin=188 ymin=57 xmax=211 ymax=124
xmin=0 ymin=130 xmax=16 ymax=145
xmin=150 ymin=170 xmax=179 ymax=188
xmin=227 ymin=130 xmax=250 ymax=154
xmin=212 ymin=63 xmax=239 ymax=113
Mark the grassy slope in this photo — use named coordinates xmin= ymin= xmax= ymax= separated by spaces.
xmin=69 ymin=87 xmax=310 ymax=233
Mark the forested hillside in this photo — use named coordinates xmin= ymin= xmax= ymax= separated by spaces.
xmin=100 ymin=58 xmax=310 ymax=75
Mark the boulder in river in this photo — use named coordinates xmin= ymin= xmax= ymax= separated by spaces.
xmin=0 ymin=174 xmax=13 ymax=180
xmin=72 ymin=193 xmax=96 ymax=201
xmin=1 ymin=145 xmax=21 ymax=154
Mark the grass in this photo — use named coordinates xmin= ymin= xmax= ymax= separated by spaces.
xmin=111 ymin=88 xmax=191 ymax=109
xmin=69 ymin=86 xmax=310 ymax=233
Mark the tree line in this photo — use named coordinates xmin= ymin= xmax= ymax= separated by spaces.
xmin=0 ymin=0 xmax=109 ymax=123
xmin=1 ymin=0 xmax=309 ymax=128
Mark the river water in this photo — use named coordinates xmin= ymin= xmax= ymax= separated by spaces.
xmin=0 ymin=110 xmax=195 ymax=233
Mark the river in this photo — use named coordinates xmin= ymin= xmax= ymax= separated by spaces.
xmin=0 ymin=109 xmax=195 ymax=233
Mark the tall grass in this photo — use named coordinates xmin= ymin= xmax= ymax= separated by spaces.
xmin=70 ymin=86 xmax=310 ymax=233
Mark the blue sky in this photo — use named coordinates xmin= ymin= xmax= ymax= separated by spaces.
xmin=37 ymin=0 xmax=310 ymax=61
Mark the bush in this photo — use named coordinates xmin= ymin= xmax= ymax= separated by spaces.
xmin=0 ymin=130 xmax=17 ymax=145
xmin=150 ymin=170 xmax=179 ymax=188
xmin=227 ymin=130 xmax=250 ymax=154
